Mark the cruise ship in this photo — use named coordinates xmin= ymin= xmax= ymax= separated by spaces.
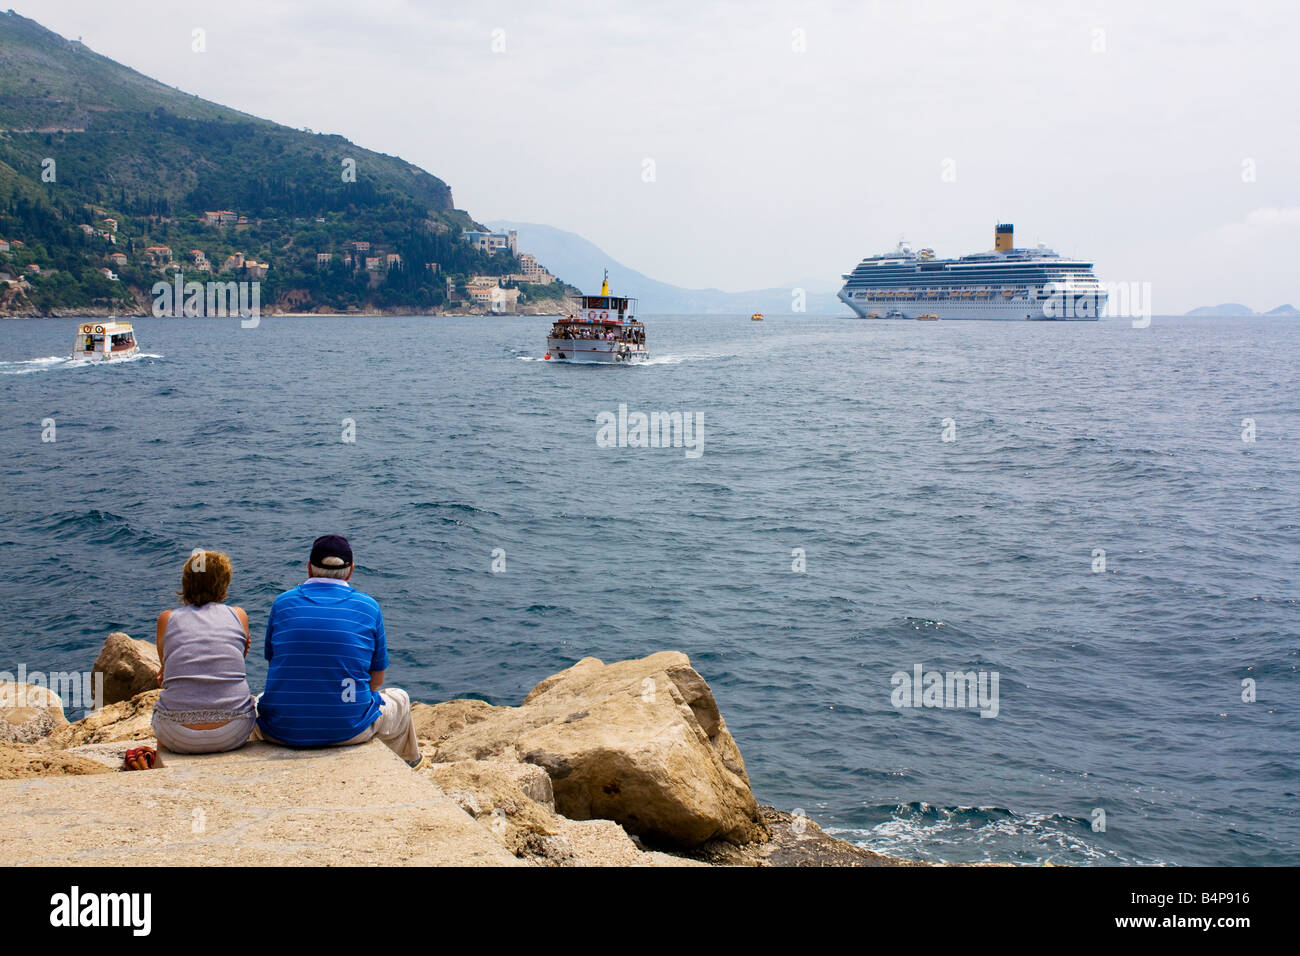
xmin=838 ymin=224 xmax=1106 ymax=321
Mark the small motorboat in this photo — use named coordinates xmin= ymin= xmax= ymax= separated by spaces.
xmin=75 ymin=321 xmax=139 ymax=361
xmin=751 ymin=313 xmax=763 ymax=321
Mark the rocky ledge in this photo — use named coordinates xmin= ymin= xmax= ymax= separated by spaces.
xmin=0 ymin=638 xmax=906 ymax=867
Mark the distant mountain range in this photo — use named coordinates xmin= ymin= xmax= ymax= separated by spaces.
xmin=488 ymin=221 xmax=849 ymax=315
xmin=1184 ymin=303 xmax=1298 ymax=316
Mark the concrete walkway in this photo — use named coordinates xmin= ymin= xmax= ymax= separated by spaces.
xmin=0 ymin=740 xmax=521 ymax=866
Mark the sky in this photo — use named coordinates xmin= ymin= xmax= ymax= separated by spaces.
xmin=20 ymin=0 xmax=1300 ymax=310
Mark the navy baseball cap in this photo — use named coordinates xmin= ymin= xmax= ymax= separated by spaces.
xmin=310 ymin=534 xmax=353 ymax=568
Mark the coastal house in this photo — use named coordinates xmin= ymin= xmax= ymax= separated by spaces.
xmin=107 ymin=252 xmax=128 ymax=266
xmin=102 ymin=218 xmax=117 ymax=233
xmin=144 ymin=245 xmax=173 ymax=265
xmin=467 ymin=284 xmax=519 ymax=312
xmin=348 ymin=240 xmax=371 ymax=254
xmin=100 ymin=268 xmax=118 ymax=281
xmin=462 ymin=230 xmax=517 ymax=255
xmin=0 ymin=240 xmax=9 ymax=253
xmin=244 ymin=260 xmax=270 ymax=280
xmin=221 ymin=252 xmax=245 ymax=273
xmin=317 ymin=252 xmax=332 ymax=266
xmin=365 ymin=256 xmax=382 ymax=272
xmin=516 ymin=253 xmax=554 ymax=285
xmin=385 ymin=253 xmax=402 ymax=268
xmin=426 ymin=262 xmax=440 ymax=274
xmin=203 ymin=210 xmax=238 ymax=226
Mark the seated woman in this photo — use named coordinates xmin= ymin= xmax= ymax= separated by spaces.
xmin=151 ymin=550 xmax=257 ymax=754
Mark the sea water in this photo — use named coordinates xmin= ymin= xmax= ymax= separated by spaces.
xmin=1 ymin=313 xmax=1296 ymax=865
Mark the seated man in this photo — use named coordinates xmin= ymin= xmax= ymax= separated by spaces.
xmin=256 ymin=534 xmax=423 ymax=767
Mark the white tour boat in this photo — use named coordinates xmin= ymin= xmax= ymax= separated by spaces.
xmin=545 ymin=272 xmax=648 ymax=365
xmin=74 ymin=321 xmax=139 ymax=362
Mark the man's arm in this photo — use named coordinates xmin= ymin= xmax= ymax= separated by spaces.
xmin=368 ymin=605 xmax=389 ymax=694
xmin=263 ymin=601 xmax=276 ymax=662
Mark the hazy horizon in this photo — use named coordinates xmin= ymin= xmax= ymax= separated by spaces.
xmin=21 ymin=0 xmax=1300 ymax=312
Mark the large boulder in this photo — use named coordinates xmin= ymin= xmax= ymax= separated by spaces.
xmin=0 ymin=682 xmax=68 ymax=743
xmin=420 ymin=652 xmax=769 ymax=848
xmin=420 ymin=758 xmax=561 ymax=858
xmin=411 ymin=698 xmax=502 ymax=743
xmin=45 ymin=690 xmax=159 ymax=749
xmin=418 ymin=757 xmax=700 ymax=866
xmin=93 ymin=632 xmax=159 ymax=705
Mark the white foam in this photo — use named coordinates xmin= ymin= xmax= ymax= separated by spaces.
xmin=0 ymin=353 xmax=162 ymax=375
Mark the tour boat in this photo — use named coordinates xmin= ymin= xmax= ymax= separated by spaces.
xmin=545 ymin=272 xmax=648 ymax=364
xmin=74 ymin=321 xmax=139 ymax=362
xmin=751 ymin=312 xmax=764 ymax=321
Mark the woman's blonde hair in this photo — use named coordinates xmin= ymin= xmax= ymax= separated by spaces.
xmin=179 ymin=550 xmax=232 ymax=606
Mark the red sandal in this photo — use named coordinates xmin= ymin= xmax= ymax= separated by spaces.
xmin=123 ymin=746 xmax=160 ymax=770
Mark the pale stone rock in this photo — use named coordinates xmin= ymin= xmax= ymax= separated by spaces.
xmin=0 ymin=741 xmax=109 ymax=779
xmin=0 ymin=681 xmax=68 ymax=743
xmin=93 ymin=632 xmax=160 ymax=705
xmin=423 ymin=652 xmax=769 ymax=847
xmin=0 ymin=740 xmax=521 ymax=866
xmin=45 ymin=690 xmax=160 ymax=749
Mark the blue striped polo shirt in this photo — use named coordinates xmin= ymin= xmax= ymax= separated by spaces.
xmin=256 ymin=578 xmax=390 ymax=746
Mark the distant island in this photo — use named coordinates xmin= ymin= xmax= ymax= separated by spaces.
xmin=1184 ymin=303 xmax=1298 ymax=316
xmin=0 ymin=12 xmax=576 ymax=317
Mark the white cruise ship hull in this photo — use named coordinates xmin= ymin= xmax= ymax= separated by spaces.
xmin=546 ymin=338 xmax=650 ymax=364
xmin=838 ymin=225 xmax=1106 ymax=322
xmin=838 ymin=291 xmax=1105 ymax=321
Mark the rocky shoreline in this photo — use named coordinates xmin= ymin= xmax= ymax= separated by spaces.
xmin=0 ymin=637 xmax=907 ymax=867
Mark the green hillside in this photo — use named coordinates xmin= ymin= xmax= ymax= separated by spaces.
xmin=0 ymin=11 xmax=573 ymax=315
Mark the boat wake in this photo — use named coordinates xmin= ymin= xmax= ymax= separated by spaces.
xmin=517 ymin=353 xmax=688 ymax=366
xmin=0 ymin=353 xmax=162 ymax=375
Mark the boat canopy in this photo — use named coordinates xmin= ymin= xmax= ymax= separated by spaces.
xmin=77 ymin=321 xmax=136 ymax=354
xmin=578 ymin=295 xmax=636 ymax=313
